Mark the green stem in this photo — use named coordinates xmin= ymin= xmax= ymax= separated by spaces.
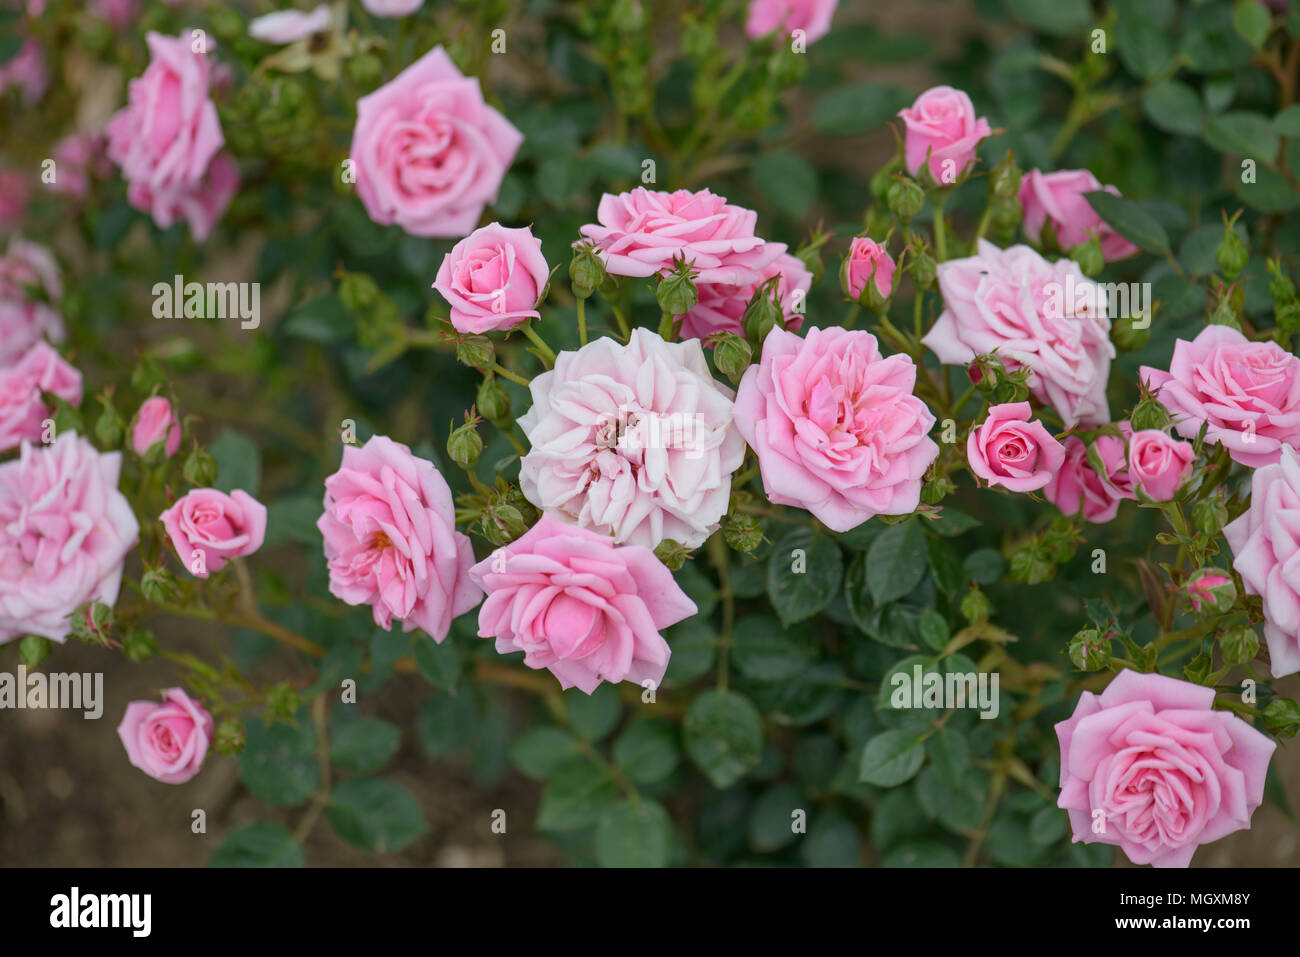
xmin=520 ymin=322 xmax=557 ymax=367
xmin=932 ymin=192 xmax=949 ymax=262
xmin=577 ymin=296 xmax=588 ymax=346
xmin=491 ymin=363 xmax=531 ymax=387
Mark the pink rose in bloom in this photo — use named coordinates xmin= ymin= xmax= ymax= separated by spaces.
xmin=361 ymin=0 xmax=423 ymax=16
xmin=898 ymin=85 xmax=992 ymax=183
xmin=1056 ymin=670 xmax=1275 ymax=867
xmin=0 ymin=433 xmax=139 ymax=643
xmin=1044 ymin=431 xmax=1134 ymax=524
xmin=680 ymin=251 xmax=810 ymax=342
xmin=519 ymin=328 xmax=745 ymax=548
xmin=922 ymin=239 xmax=1114 ymax=429
xmin=50 ymin=132 xmax=112 ymax=200
xmin=351 ymin=46 xmax=522 ymax=238
xmin=733 ymin=326 xmax=939 ymax=531
xmin=0 ymin=39 xmax=49 ymax=106
xmin=0 ymin=342 xmax=82 ymax=452
xmin=578 ymin=187 xmax=784 ymax=285
xmin=1224 ymin=444 xmax=1300 ymax=676
xmin=249 ymin=4 xmax=332 ymax=43
xmin=0 ymin=237 xmax=64 ymax=366
xmin=117 ymin=688 xmax=214 ymax=784
xmin=468 ymin=515 xmax=696 ymax=694
xmin=432 ymin=223 xmax=550 ymax=334
xmin=1140 ymin=325 xmax=1300 ymax=469
xmin=0 ymin=170 xmax=29 ymax=229
xmin=1128 ymin=429 xmax=1194 ymax=501
xmin=842 ymin=236 xmax=896 ymax=302
xmin=131 ymin=396 xmax=182 ymax=458
xmin=1018 ymin=169 xmax=1138 ymax=261
xmin=161 ymin=488 xmax=268 ymax=579
xmin=966 ymin=402 xmax=1064 ymax=492
xmin=318 ymin=435 xmax=482 ymax=639
xmin=105 ymin=31 xmax=240 ymax=241
xmin=744 ymin=0 xmax=838 ymax=45
xmin=1185 ymin=570 xmax=1234 ymax=614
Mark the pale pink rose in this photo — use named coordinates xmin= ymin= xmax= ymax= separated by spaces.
xmin=1056 ymin=670 xmax=1275 ymax=868
xmin=0 ymin=238 xmax=64 ymax=369
xmin=50 ymin=132 xmax=112 ymax=200
xmin=733 ymin=325 xmax=939 ymax=531
xmin=351 ymin=45 xmax=522 ymax=238
xmin=922 ymin=239 xmax=1114 ymax=429
xmin=578 ymin=187 xmax=784 ymax=285
xmin=0 ymin=39 xmax=49 ymax=106
xmin=1018 ymin=169 xmax=1138 ymax=261
xmin=89 ymin=0 xmax=138 ymax=28
xmin=318 ymin=435 xmax=482 ymax=639
xmin=249 ymin=4 xmax=332 ymax=43
xmin=131 ymin=396 xmax=182 ymax=458
xmin=1141 ymin=325 xmax=1300 ymax=469
xmin=0 ymin=433 xmax=139 ymax=643
xmin=966 ymin=401 xmax=1064 ymax=492
xmin=161 ymin=488 xmax=267 ymax=579
xmin=1044 ymin=431 xmax=1134 ymax=524
xmin=898 ymin=85 xmax=991 ymax=183
xmin=361 ymin=0 xmax=423 ymax=16
xmin=0 ymin=342 xmax=82 ymax=452
xmin=468 ymin=514 xmax=695 ymax=694
xmin=1128 ymin=428 xmax=1194 ymax=501
xmin=744 ymin=0 xmax=838 ymax=45
xmin=680 ymin=250 xmax=810 ymax=342
xmin=1224 ymin=444 xmax=1300 ymax=676
xmin=0 ymin=169 xmax=29 ymax=228
xmin=432 ymin=223 xmax=549 ymax=334
xmin=1185 ymin=570 xmax=1234 ymax=614
xmin=105 ymin=31 xmax=239 ymax=240
xmin=117 ymin=688 xmax=213 ymax=784
xmin=519 ymin=328 xmax=745 ymax=548
xmin=843 ymin=236 xmax=896 ymax=302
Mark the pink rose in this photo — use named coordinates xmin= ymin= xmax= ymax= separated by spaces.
xmin=106 ymin=31 xmax=240 ymax=241
xmin=1044 ymin=431 xmax=1134 ymax=524
xmin=578 ymin=187 xmax=784 ymax=285
xmin=966 ymin=402 xmax=1064 ymax=492
xmin=1140 ymin=325 xmax=1300 ymax=469
xmin=0 ymin=39 xmax=49 ymax=106
xmin=842 ymin=236 xmax=896 ymax=303
xmin=519 ymin=328 xmax=745 ymax=548
xmin=351 ymin=45 xmax=522 ymax=238
xmin=922 ymin=239 xmax=1114 ymax=429
xmin=161 ymin=488 xmax=268 ymax=579
xmin=733 ymin=325 xmax=939 ymax=531
xmin=1224 ymin=444 xmax=1300 ymax=676
xmin=1056 ymin=670 xmax=1275 ymax=868
xmin=744 ymin=0 xmax=837 ymax=45
xmin=361 ymin=0 xmax=423 ymax=16
xmin=131 ymin=396 xmax=182 ymax=458
xmin=318 ymin=435 xmax=482 ymax=639
xmin=680 ymin=251 xmax=810 ymax=342
xmin=0 ymin=341 xmax=82 ymax=452
xmin=898 ymin=85 xmax=991 ymax=183
xmin=249 ymin=4 xmax=332 ymax=43
xmin=50 ymin=132 xmax=112 ymax=200
xmin=0 ymin=237 xmax=64 ymax=366
xmin=1128 ymin=428 xmax=1194 ymax=501
xmin=468 ymin=515 xmax=696 ymax=694
xmin=432 ymin=223 xmax=550 ymax=334
xmin=1185 ymin=570 xmax=1234 ymax=614
xmin=0 ymin=433 xmax=139 ymax=643
xmin=1018 ymin=169 xmax=1138 ymax=261
xmin=117 ymin=688 xmax=214 ymax=784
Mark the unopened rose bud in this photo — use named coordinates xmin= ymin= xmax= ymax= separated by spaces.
xmin=1216 ymin=227 xmax=1249 ymax=280
xmin=988 ymin=151 xmax=1022 ymax=201
xmin=910 ymin=250 xmax=937 ymax=291
xmin=182 ymin=443 xmax=218 ymax=487
xmin=447 ymin=417 xmax=483 ymax=470
xmin=1069 ymin=236 xmax=1104 ymax=278
xmin=569 ymin=242 xmax=607 ymax=299
xmin=456 ymin=335 xmax=495 ymax=372
xmin=1112 ymin=314 xmax=1151 ymax=352
xmin=132 ymin=396 xmax=182 ymax=460
xmin=1207 ymin=292 xmax=1242 ymax=330
xmin=1190 ymin=493 xmax=1229 ymax=536
xmin=712 ymin=333 xmax=752 ymax=384
xmin=70 ymin=602 xmax=114 ymax=646
xmin=481 ymin=502 xmax=528 ymax=545
xmin=1185 ymin=569 xmax=1235 ymax=613
xmin=723 ymin=513 xmax=763 ymax=554
xmin=921 ymin=475 xmax=955 ymax=505
xmin=476 ymin=375 xmax=511 ymax=425
xmin=122 ymin=627 xmax=159 ymax=662
xmin=1068 ymin=627 xmax=1111 ymax=670
xmin=656 ymin=265 xmax=698 ymax=318
xmin=1010 ymin=543 xmax=1053 ymax=584
xmin=19 ymin=635 xmax=51 ymax=669
xmin=653 ymin=538 xmax=689 ymax=571
xmin=960 ymin=586 xmax=992 ymax=623
xmin=214 ymin=718 xmax=247 ymax=756
xmin=887 ymin=177 xmax=925 ymax=220
xmin=1219 ymin=626 xmax=1259 ymax=666
xmin=1129 ymin=395 xmax=1170 ymax=432
xmin=141 ymin=565 xmax=183 ymax=605
xmin=742 ymin=279 xmax=782 ymax=346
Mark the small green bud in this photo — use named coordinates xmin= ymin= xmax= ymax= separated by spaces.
xmin=1129 ymin=396 xmax=1170 ymax=432
xmin=338 ymin=271 xmax=380 ymax=313
xmin=447 ymin=416 xmax=484 ymax=470
xmin=920 ymin=475 xmax=955 ymax=505
xmin=19 ymin=635 xmax=52 ymax=669
xmin=141 ymin=565 xmax=183 ymax=605
xmin=1207 ymin=291 xmax=1242 ymax=330
xmin=1219 ymin=626 xmax=1260 ymax=666
xmin=653 ymin=539 xmax=689 ymax=572
xmin=264 ymin=683 xmax=301 ymax=724
xmin=910 ymin=250 xmax=937 ymax=291
xmin=1112 ymin=313 xmax=1152 ymax=352
xmin=569 ymin=242 xmax=607 ymax=299
xmin=1215 ymin=227 xmax=1249 ymax=280
xmin=960 ymin=586 xmax=992 ymax=624
xmin=656 ymin=264 xmax=699 ymax=318
xmin=346 ymin=52 xmax=383 ymax=88
xmin=886 ymin=177 xmax=926 ymax=220
xmin=1068 ymin=627 xmax=1111 ymax=670
xmin=1010 ymin=543 xmax=1054 ymax=584
xmin=182 ymin=443 xmax=219 ymax=487
xmin=70 ymin=602 xmax=114 ymax=647
xmin=214 ymin=719 xmax=247 ymax=756
xmin=121 ymin=627 xmax=159 ymax=663
xmin=1069 ymin=236 xmax=1104 ymax=278
xmin=1190 ymin=492 xmax=1229 ymax=536
xmin=476 ymin=375 xmax=511 ymax=425
xmin=988 ymin=151 xmax=1022 ymax=201
xmin=481 ymin=502 xmax=528 ymax=546
xmin=723 ymin=513 xmax=764 ymax=555
xmin=456 ymin=335 xmax=495 ymax=372
xmin=94 ymin=390 xmax=125 ymax=449
xmin=742 ymin=278 xmax=783 ymax=346
xmin=711 ymin=333 xmax=752 ymax=385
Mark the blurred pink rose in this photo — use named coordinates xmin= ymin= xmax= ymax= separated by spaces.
xmin=1018 ymin=169 xmax=1138 ymax=261
xmin=1224 ymin=444 xmax=1300 ymax=676
xmin=1141 ymin=325 xmax=1300 ymax=469
xmin=131 ymin=396 xmax=182 ymax=458
xmin=842 ymin=236 xmax=896 ymax=302
xmin=318 ymin=435 xmax=481 ymax=639
xmin=1044 ymin=431 xmax=1133 ymax=524
xmin=1128 ymin=428 xmax=1193 ymax=501
xmin=680 ymin=250 xmax=810 ymax=342
xmin=351 ymin=45 xmax=522 ymax=238
xmin=733 ymin=325 xmax=939 ymax=531
xmin=0 ymin=39 xmax=49 ymax=106
xmin=922 ymin=239 xmax=1114 ymax=429
xmin=744 ymin=0 xmax=837 ymax=45
xmin=0 ymin=237 xmax=64 ymax=368
xmin=966 ymin=401 xmax=1064 ymax=492
xmin=89 ymin=0 xmax=138 ymax=28
xmin=0 ymin=169 xmax=29 ymax=228
xmin=161 ymin=488 xmax=267 ymax=579
xmin=519 ymin=328 xmax=745 ymax=548
xmin=468 ymin=515 xmax=696 ymax=694
xmin=361 ymin=0 xmax=423 ymax=16
xmin=50 ymin=132 xmax=111 ymax=200
xmin=249 ymin=4 xmax=332 ymax=43
xmin=1185 ymin=570 xmax=1234 ymax=614
xmin=1056 ymin=670 xmax=1275 ymax=867
xmin=0 ymin=433 xmax=139 ymax=642
xmin=0 ymin=341 xmax=82 ymax=452
xmin=105 ymin=31 xmax=239 ymax=240
xmin=433 ymin=223 xmax=549 ymax=334
xmin=898 ymin=85 xmax=991 ymax=183
xmin=117 ymin=688 xmax=213 ymax=784
xmin=578 ymin=187 xmax=784 ymax=285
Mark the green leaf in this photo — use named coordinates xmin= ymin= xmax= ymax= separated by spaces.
xmin=239 ymin=716 xmax=320 ymax=807
xmin=1141 ymin=81 xmax=1204 ymax=137
xmin=663 ymin=620 xmax=716 ymax=684
xmin=812 ymin=83 xmax=909 ymax=134
xmin=866 ymin=518 xmax=928 ymax=606
xmin=594 ymin=799 xmax=674 ymax=867
xmin=1274 ymin=104 xmax=1300 ymax=138
xmin=508 ymin=726 xmax=581 ymax=780
xmin=1004 ymin=0 xmax=1092 ymax=35
xmin=962 ymin=547 xmax=1005 ymax=585
xmin=210 ymin=428 xmax=261 ymax=496
xmin=858 ymin=729 xmax=926 ymax=787
xmin=753 ymin=151 xmax=818 ymax=220
xmin=328 ymin=778 xmax=428 ymax=853
xmin=329 ymin=716 xmax=400 ymax=775
xmin=925 ymin=536 xmax=964 ymax=596
xmin=684 ymin=690 xmax=764 ymax=788
xmin=802 ymin=810 xmax=863 ymax=867
xmin=1029 ymin=804 xmax=1068 ymax=845
xmin=766 ymin=527 xmax=844 ymax=625
xmin=209 ymin=823 xmax=303 ymax=868
xmin=1233 ymin=0 xmax=1272 ymax=48
xmin=1083 ymin=191 xmax=1170 ymax=255
xmin=1239 ymin=165 xmax=1300 ymax=213
xmin=748 ymin=782 xmax=805 ymax=852
xmin=613 ymin=719 xmax=680 ymax=786
xmin=880 ymin=841 xmax=962 ymax=867
xmin=1115 ymin=17 xmax=1174 ymax=79
xmin=1205 ymin=111 xmax=1280 ymax=162
xmin=412 ymin=633 xmax=461 ymax=690
xmin=564 ymin=683 xmax=622 ymax=741
xmin=281 ymin=295 xmax=353 ymax=343
xmin=731 ymin=614 xmax=818 ymax=680
xmin=918 ymin=609 xmax=949 ymax=652
xmin=264 ymin=494 xmax=324 ymax=547
xmin=536 ymin=757 xmax=618 ymax=831
xmin=417 ymin=692 xmax=477 ymax=757
xmin=927 ymin=728 xmax=971 ymax=786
